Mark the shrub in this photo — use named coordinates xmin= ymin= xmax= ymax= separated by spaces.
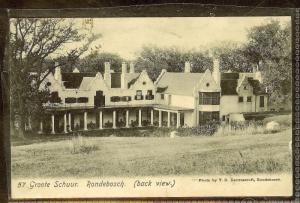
xmin=178 ymin=121 xmax=220 ymax=136
xmin=68 ymin=133 xmax=99 ymax=154
xmin=214 ymin=121 xmax=266 ymax=136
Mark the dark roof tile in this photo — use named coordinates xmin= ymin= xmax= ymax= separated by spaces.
xmin=61 ymin=72 xmax=96 ymax=89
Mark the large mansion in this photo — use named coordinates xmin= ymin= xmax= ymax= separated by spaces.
xmin=37 ymin=59 xmax=268 ymax=134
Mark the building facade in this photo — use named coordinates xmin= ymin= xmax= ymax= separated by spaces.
xmin=38 ymin=59 xmax=268 ymax=134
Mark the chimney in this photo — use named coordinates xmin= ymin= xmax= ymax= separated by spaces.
xmin=121 ymin=62 xmax=127 ymax=89
xmin=121 ymin=62 xmax=127 ymax=73
xmin=212 ymin=58 xmax=221 ymax=86
xmin=104 ymin=62 xmax=111 ymax=87
xmin=104 ymin=62 xmax=111 ymax=74
xmin=54 ymin=62 xmax=62 ymax=82
xmin=255 ymin=61 xmax=262 ymax=82
xmin=129 ymin=62 xmax=135 ymax=73
xmin=184 ymin=61 xmax=191 ymax=73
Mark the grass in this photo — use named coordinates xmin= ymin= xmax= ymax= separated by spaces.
xmin=11 ymin=129 xmax=292 ymax=178
xmin=68 ymin=135 xmax=99 ymax=154
xmin=11 ymin=114 xmax=292 ymax=178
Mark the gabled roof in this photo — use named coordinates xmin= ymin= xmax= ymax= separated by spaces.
xmin=62 ymin=72 xmax=96 ymax=89
xmin=127 ymin=73 xmax=140 ymax=88
xmin=221 ymin=73 xmax=239 ymax=95
xmin=156 ymin=72 xmax=203 ymax=96
xmin=79 ymin=77 xmax=95 ymax=90
xmin=221 ymin=73 xmax=267 ymax=95
xmin=248 ymin=78 xmax=267 ymax=94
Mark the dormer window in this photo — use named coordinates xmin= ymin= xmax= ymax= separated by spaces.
xmin=146 ymin=90 xmax=154 ymax=100
xmin=206 ymin=83 xmax=210 ymax=87
xmin=135 ymin=90 xmax=143 ymax=100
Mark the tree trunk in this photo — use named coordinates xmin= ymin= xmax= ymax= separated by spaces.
xmin=16 ymin=92 xmax=25 ymax=138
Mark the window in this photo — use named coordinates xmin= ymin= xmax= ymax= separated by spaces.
xmin=199 ymin=92 xmax=220 ymax=105
xmin=65 ymin=97 xmax=76 ymax=103
xmin=135 ymin=90 xmax=143 ymax=100
xmin=146 ymin=95 xmax=154 ymax=100
xmin=77 ymin=97 xmax=88 ymax=103
xmin=199 ymin=111 xmax=220 ymax=124
xmin=146 ymin=90 xmax=154 ymax=100
xmin=111 ymin=96 xmax=121 ymax=102
xmin=260 ymin=96 xmax=264 ymax=107
xmin=121 ymin=96 xmax=131 ymax=102
xmin=247 ymin=96 xmax=252 ymax=102
xmin=142 ymin=81 xmax=146 ymax=85
xmin=244 ymin=86 xmax=247 ymax=90
xmin=161 ymin=94 xmax=165 ymax=100
xmin=238 ymin=96 xmax=243 ymax=103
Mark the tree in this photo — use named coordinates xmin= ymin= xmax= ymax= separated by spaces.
xmin=244 ymin=20 xmax=292 ymax=106
xmin=211 ymin=41 xmax=253 ymax=72
xmin=9 ymin=18 xmax=98 ymax=137
xmin=78 ymin=51 xmax=124 ymax=73
xmin=135 ymin=46 xmax=211 ymax=80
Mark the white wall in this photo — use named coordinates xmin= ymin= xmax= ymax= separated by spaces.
xmin=170 ymin=95 xmax=195 ymax=108
xmin=220 ymin=95 xmax=261 ymax=117
xmin=220 ymin=96 xmax=240 ymax=117
xmin=183 ymin=111 xmax=194 ymax=127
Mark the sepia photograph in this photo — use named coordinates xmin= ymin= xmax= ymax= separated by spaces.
xmin=7 ymin=15 xmax=293 ymax=199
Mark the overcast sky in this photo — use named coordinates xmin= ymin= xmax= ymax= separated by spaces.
xmin=69 ymin=17 xmax=291 ymax=60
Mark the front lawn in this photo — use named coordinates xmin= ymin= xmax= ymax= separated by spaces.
xmin=11 ymin=128 xmax=292 ymax=178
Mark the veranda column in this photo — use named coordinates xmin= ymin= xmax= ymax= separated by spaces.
xmin=99 ymin=111 xmax=103 ymax=129
xmin=138 ymin=109 xmax=142 ymax=127
xmin=167 ymin=111 xmax=171 ymax=127
xmin=51 ymin=114 xmax=55 ymax=134
xmin=126 ymin=110 xmax=129 ymax=128
xmin=84 ymin=111 xmax=88 ymax=130
xmin=68 ymin=113 xmax=72 ymax=132
xmin=64 ymin=113 xmax=67 ymax=133
xmin=177 ymin=112 xmax=180 ymax=128
xmin=38 ymin=121 xmax=43 ymax=134
xmin=113 ymin=110 xmax=116 ymax=129
xmin=158 ymin=110 xmax=162 ymax=127
xmin=150 ymin=109 xmax=154 ymax=125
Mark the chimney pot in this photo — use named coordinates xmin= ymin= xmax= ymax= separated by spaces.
xmin=129 ymin=62 xmax=135 ymax=73
xmin=212 ymin=58 xmax=221 ymax=86
xmin=121 ymin=62 xmax=127 ymax=73
xmin=184 ymin=61 xmax=191 ymax=73
xmin=104 ymin=62 xmax=111 ymax=73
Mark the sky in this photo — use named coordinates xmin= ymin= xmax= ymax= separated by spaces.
xmin=65 ymin=17 xmax=291 ymax=60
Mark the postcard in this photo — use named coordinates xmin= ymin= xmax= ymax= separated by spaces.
xmin=3 ymin=5 xmax=298 ymax=201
